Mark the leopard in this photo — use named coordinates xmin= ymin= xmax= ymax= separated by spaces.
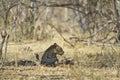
xmin=35 ymin=43 xmax=64 ymax=67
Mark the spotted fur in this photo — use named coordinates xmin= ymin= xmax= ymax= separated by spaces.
xmin=41 ymin=43 xmax=64 ymax=67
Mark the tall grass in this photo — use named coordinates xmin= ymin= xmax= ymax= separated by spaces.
xmin=71 ymin=49 xmax=120 ymax=80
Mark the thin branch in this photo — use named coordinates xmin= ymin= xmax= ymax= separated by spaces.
xmin=87 ymin=20 xmax=116 ymax=39
xmin=47 ymin=23 xmax=74 ymax=47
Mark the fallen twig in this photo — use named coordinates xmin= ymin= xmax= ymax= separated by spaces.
xmin=70 ymin=36 xmax=120 ymax=46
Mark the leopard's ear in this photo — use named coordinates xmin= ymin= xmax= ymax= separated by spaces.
xmin=53 ymin=43 xmax=57 ymax=46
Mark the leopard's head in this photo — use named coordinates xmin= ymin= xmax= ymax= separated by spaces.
xmin=53 ymin=43 xmax=64 ymax=55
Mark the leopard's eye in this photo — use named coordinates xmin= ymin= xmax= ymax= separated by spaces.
xmin=60 ymin=48 xmax=62 ymax=51
xmin=58 ymin=48 xmax=62 ymax=51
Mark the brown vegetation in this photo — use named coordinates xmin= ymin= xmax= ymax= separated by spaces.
xmin=0 ymin=0 xmax=120 ymax=80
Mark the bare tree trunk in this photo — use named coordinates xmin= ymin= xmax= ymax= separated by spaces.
xmin=0 ymin=31 xmax=6 ymax=59
xmin=4 ymin=35 xmax=9 ymax=62
xmin=0 ymin=0 xmax=19 ymax=64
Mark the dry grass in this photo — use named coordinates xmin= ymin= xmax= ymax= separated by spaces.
xmin=1 ymin=66 xmax=71 ymax=80
xmin=0 ymin=32 xmax=120 ymax=80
